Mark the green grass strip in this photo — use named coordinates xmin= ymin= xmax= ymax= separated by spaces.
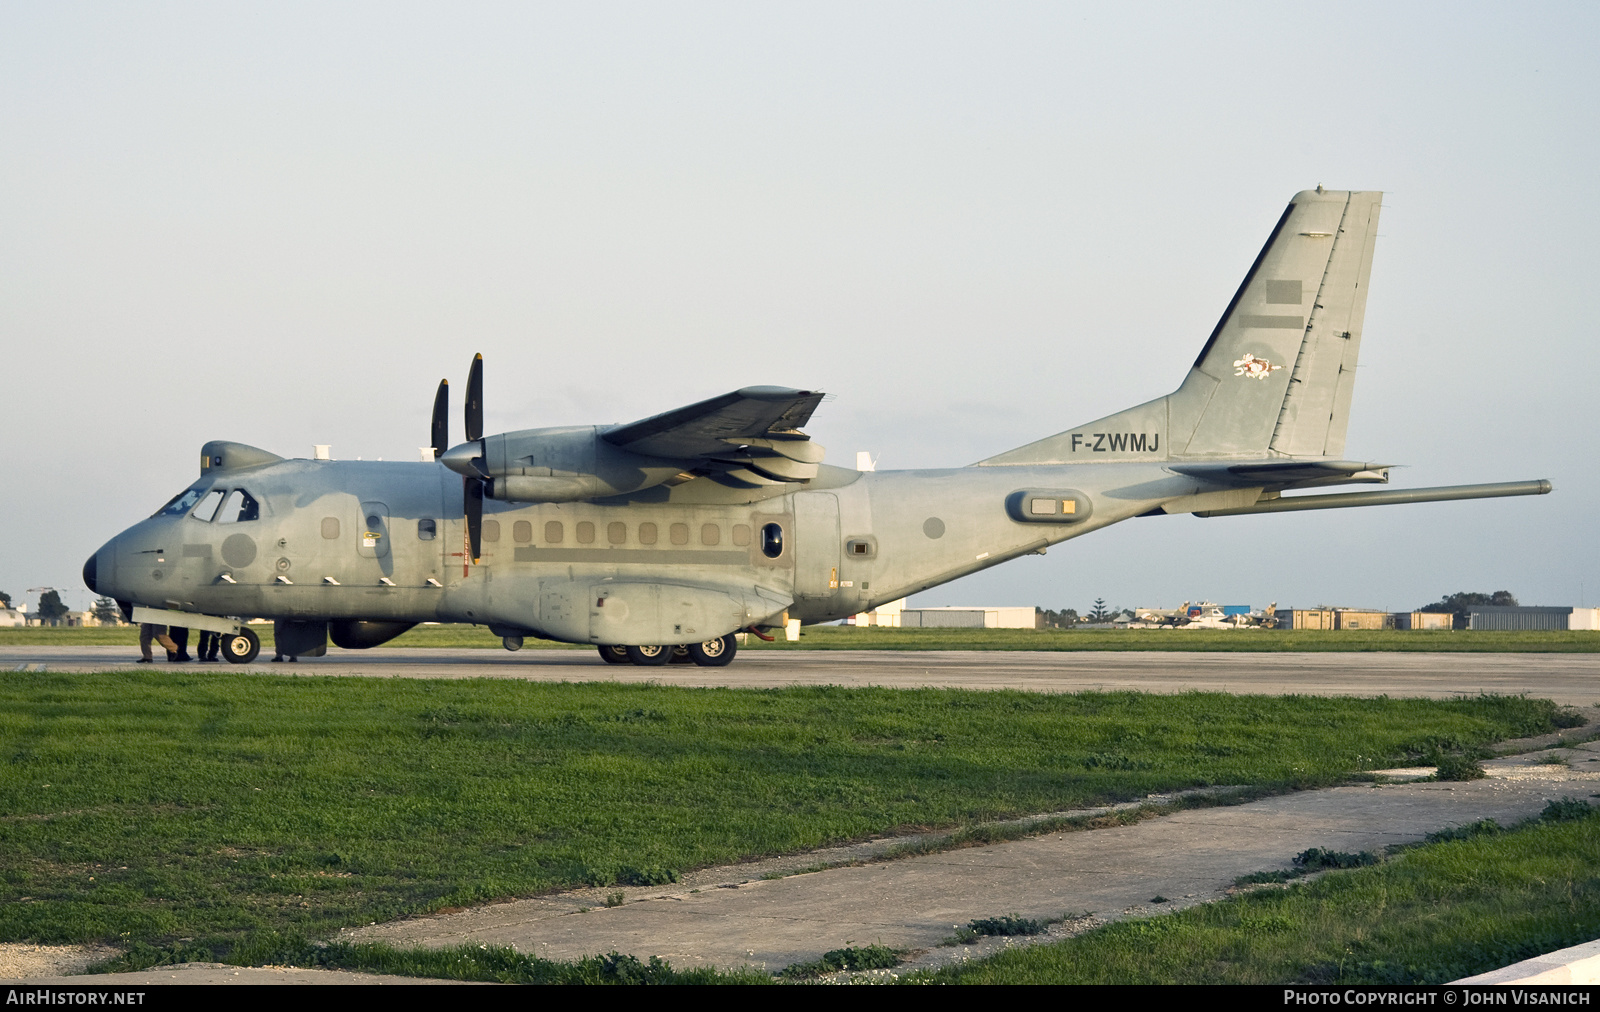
xmin=96 ymin=935 xmax=770 ymax=984
xmin=7 ymin=626 xmax=1600 ymax=651
xmin=910 ymin=803 xmax=1600 ymax=984
xmin=0 ymin=672 xmax=1567 ymax=965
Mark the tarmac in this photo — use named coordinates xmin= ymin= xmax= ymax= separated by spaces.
xmin=3 ymin=649 xmax=1597 ymax=984
xmin=4 ymin=644 xmax=1600 ymax=706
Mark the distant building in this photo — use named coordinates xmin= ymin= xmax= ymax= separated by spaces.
xmin=851 ymin=599 xmax=906 ymax=627
xmin=1280 ymin=608 xmax=1336 ymax=630
xmin=1279 ymin=608 xmax=1395 ymax=630
xmin=898 ymin=606 xmax=1038 ymax=629
xmin=1335 ymin=609 xmax=1390 ymax=630
xmin=0 ymin=608 xmax=29 ymax=628
xmin=1468 ymin=606 xmax=1600 ymax=631
xmin=854 ymin=600 xmax=1039 ymax=629
xmin=1392 ymin=611 xmax=1453 ymax=630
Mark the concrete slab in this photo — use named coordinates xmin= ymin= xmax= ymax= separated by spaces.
xmin=4 ymin=646 xmax=1599 ymax=706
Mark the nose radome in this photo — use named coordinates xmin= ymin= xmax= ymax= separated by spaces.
xmin=82 ymin=552 xmax=98 ymax=594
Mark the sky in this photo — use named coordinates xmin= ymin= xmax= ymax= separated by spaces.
xmin=2 ymin=2 xmax=1597 ymax=616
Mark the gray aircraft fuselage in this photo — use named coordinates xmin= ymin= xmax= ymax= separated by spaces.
xmin=87 ymin=454 xmax=1182 ymax=636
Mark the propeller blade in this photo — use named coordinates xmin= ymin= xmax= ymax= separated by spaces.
xmin=465 ymin=478 xmax=484 ymax=563
xmin=465 ymin=353 xmax=483 ymax=443
xmin=430 ymin=379 xmax=449 ymax=460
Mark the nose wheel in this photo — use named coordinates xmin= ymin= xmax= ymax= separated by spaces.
xmin=220 ymin=628 xmax=260 ymax=664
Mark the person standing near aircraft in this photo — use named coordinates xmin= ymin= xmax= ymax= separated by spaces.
xmin=137 ymin=622 xmax=178 ymax=664
xmin=196 ymin=629 xmax=220 ymax=662
xmin=167 ymin=625 xmax=192 ymax=662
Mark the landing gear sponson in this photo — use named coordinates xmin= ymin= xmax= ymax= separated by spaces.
xmin=597 ymin=635 xmax=737 ymax=668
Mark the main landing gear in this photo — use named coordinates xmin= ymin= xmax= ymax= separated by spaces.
xmin=220 ymin=628 xmax=260 ymax=664
xmin=597 ymin=634 xmax=738 ymax=668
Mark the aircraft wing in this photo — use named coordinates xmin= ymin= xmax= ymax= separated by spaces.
xmin=602 ymin=386 xmax=826 ymax=482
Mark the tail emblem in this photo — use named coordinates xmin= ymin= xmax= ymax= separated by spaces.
xmin=1233 ymin=353 xmax=1282 ymax=380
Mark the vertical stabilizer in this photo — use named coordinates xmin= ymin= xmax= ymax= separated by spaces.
xmin=979 ymin=189 xmax=1382 ymax=465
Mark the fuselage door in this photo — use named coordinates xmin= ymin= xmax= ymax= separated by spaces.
xmin=792 ymin=492 xmax=840 ymax=600
xmin=358 ymin=502 xmax=391 ymax=559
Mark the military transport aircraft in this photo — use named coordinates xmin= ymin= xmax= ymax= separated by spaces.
xmin=82 ymin=188 xmax=1551 ymax=666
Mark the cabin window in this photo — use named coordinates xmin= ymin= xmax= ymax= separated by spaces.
xmin=418 ymin=519 xmax=437 ymax=541
xmin=669 ymin=523 xmax=690 ymax=545
xmin=761 ymin=522 xmax=784 ymax=559
xmin=608 ymin=521 xmax=627 ymax=545
xmin=321 ymin=517 xmax=341 ymax=540
xmin=732 ymin=523 xmax=751 ymax=547
xmin=545 ymin=521 xmax=564 ymax=544
xmin=192 ymin=490 xmax=225 ymax=522
xmin=482 ymin=520 xmax=501 ymax=543
xmin=513 ymin=520 xmax=532 ymax=543
xmin=701 ymin=523 xmax=720 ymax=546
xmin=216 ymin=489 xmax=260 ymax=523
xmin=638 ymin=522 xmax=658 ymax=545
xmin=156 ymin=487 xmax=206 ymax=517
xmin=576 ymin=521 xmax=595 ymax=544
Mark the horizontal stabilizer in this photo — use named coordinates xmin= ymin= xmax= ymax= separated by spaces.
xmin=1194 ymin=480 xmax=1551 ymax=517
xmin=1172 ymin=459 xmax=1390 ymax=489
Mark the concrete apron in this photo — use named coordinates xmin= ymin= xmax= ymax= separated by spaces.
xmin=343 ymin=723 xmax=1600 ymax=978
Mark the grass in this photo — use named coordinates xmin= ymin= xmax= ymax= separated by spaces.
xmin=96 ymin=936 xmax=771 ymax=984
xmin=909 ymin=802 xmax=1600 ymax=984
xmin=6 ymin=626 xmax=1600 ymax=651
xmin=778 ymin=944 xmax=903 ymax=979
xmin=0 ymin=672 xmax=1569 ymax=968
xmin=748 ymin=626 xmax=1600 ymax=653
xmin=947 ymin=914 xmax=1053 ymax=945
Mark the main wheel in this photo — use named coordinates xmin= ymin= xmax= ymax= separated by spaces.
xmin=688 ymin=634 xmax=737 ymax=667
xmin=598 ymin=644 xmax=630 ymax=665
xmin=669 ymin=645 xmax=695 ymax=665
xmin=220 ymin=628 xmax=260 ymax=664
xmin=625 ymin=644 xmax=672 ymax=666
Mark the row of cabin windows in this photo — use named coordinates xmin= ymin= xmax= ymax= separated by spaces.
xmin=317 ymin=517 xmax=782 ymax=557
xmin=484 ymin=520 xmax=753 ymax=547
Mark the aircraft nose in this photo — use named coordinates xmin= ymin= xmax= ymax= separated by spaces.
xmin=83 ymin=552 xmax=98 ymax=594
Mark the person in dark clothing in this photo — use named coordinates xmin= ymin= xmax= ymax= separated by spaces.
xmin=196 ymin=629 xmax=220 ymax=662
xmin=167 ymin=626 xmax=192 ymax=662
xmin=138 ymin=623 xmax=178 ymax=663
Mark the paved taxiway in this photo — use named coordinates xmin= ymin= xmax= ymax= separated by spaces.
xmin=4 ymin=645 xmax=1599 ymax=706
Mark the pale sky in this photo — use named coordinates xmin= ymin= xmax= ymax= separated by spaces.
xmin=3 ymin=2 xmax=1596 ymax=615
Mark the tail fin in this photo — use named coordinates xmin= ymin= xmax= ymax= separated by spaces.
xmin=980 ymin=189 xmax=1382 ymax=464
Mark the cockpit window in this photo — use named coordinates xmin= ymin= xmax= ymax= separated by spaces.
xmin=155 ymin=487 xmax=206 ymax=517
xmin=191 ymin=490 xmax=225 ymax=522
xmin=216 ymin=489 xmax=260 ymax=523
